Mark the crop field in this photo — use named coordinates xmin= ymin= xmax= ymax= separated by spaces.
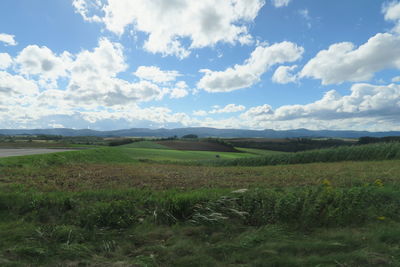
xmin=1 ymin=140 xmax=400 ymax=266
xmin=155 ymin=140 xmax=239 ymax=152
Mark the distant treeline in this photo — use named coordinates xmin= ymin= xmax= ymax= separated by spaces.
xmin=358 ymin=136 xmax=400 ymax=144
xmin=226 ymin=138 xmax=356 ymax=152
xmin=0 ymin=134 xmax=106 ymax=145
xmin=108 ymin=138 xmax=146 ymax=146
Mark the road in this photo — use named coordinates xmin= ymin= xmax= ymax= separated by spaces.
xmin=0 ymin=148 xmax=78 ymax=158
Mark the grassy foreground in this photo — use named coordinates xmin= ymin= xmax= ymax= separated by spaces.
xmin=1 ymin=143 xmax=400 ymax=265
xmin=1 ymin=185 xmax=400 ymax=266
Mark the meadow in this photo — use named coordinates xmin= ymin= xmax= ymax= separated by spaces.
xmin=1 ymin=140 xmax=400 ymax=266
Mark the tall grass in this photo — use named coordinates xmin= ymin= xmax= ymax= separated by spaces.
xmin=1 ymin=185 xmax=399 ymax=229
xmin=206 ymin=142 xmax=400 ymax=166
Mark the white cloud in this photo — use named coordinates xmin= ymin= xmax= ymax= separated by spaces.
xmin=0 ymin=33 xmax=17 ymax=46
xmin=4 ymin=37 xmax=185 ymax=114
xmin=301 ymin=33 xmax=400 ymax=85
xmin=271 ymin=0 xmax=291 ymax=8
xmin=382 ymin=1 xmax=400 ymax=33
xmin=64 ymin=38 xmax=166 ymax=106
xmin=2 ymin=72 xmax=400 ymax=131
xmin=193 ymin=110 xmax=208 ymax=116
xmin=66 ymin=39 xmax=168 ymax=106
xmin=0 ymin=53 xmax=12 ymax=69
xmin=15 ymin=45 xmax=72 ymax=87
xmin=73 ymin=0 xmax=265 ymax=58
xmin=70 ymin=38 xmax=126 ymax=81
xmin=299 ymin=8 xmax=311 ymax=28
xmin=392 ymin=76 xmax=400 ymax=82
xmin=198 ymin=41 xmax=304 ymax=92
xmin=272 ymin=65 xmax=298 ymax=84
xmin=169 ymin=81 xmax=189 ymax=99
xmin=72 ymin=0 xmax=103 ymax=22
xmin=210 ymin=103 xmax=246 ymax=113
xmin=48 ymin=122 xmax=65 ymax=128
xmin=134 ymin=66 xmax=181 ymax=84
xmin=241 ymin=83 xmax=400 ymax=122
xmin=242 ymin=104 xmax=273 ymax=117
xmin=0 ymin=71 xmax=39 ymax=97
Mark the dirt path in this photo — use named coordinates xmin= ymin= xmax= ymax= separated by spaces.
xmin=0 ymin=148 xmax=78 ymax=158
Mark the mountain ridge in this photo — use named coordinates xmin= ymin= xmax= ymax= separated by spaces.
xmin=1 ymin=127 xmax=400 ymax=138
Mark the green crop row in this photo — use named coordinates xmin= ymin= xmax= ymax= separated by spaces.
xmin=205 ymin=142 xmax=400 ymax=166
xmin=1 ymin=185 xmax=399 ymax=230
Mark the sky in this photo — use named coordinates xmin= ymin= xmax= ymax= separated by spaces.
xmin=1 ymin=0 xmax=400 ymax=131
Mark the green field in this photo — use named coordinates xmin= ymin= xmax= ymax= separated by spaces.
xmin=1 ymin=141 xmax=400 ymax=266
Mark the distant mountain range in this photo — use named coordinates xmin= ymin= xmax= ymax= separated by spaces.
xmin=1 ymin=127 xmax=400 ymax=139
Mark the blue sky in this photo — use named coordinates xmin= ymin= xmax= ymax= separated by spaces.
xmin=1 ymin=0 xmax=400 ymax=131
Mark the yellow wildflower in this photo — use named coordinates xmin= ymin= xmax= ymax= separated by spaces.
xmin=374 ymin=179 xmax=384 ymax=187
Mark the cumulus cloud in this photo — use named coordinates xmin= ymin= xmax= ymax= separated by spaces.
xmin=70 ymin=38 xmax=126 ymax=81
xmin=2 ymin=72 xmax=400 ymax=131
xmin=0 ymin=33 xmax=17 ymax=46
xmin=198 ymin=41 xmax=304 ymax=92
xmin=392 ymin=76 xmax=400 ymax=82
xmin=15 ymin=45 xmax=72 ymax=87
xmin=64 ymin=38 xmax=166 ymax=106
xmin=193 ymin=110 xmax=208 ymax=116
xmin=272 ymin=65 xmax=298 ymax=84
xmin=210 ymin=104 xmax=246 ymax=113
xmin=0 ymin=71 xmax=39 ymax=97
xmin=169 ymin=81 xmax=189 ymax=99
xmin=271 ymin=0 xmax=291 ymax=8
xmin=382 ymin=1 xmax=400 ymax=33
xmin=134 ymin=66 xmax=181 ymax=84
xmin=241 ymin=83 xmax=400 ymax=122
xmin=2 ymin=36 xmax=196 ymax=125
xmin=66 ymin=78 xmax=165 ymax=107
xmin=242 ymin=104 xmax=273 ymax=117
xmin=72 ymin=0 xmax=103 ymax=22
xmin=192 ymin=104 xmax=245 ymax=117
xmin=0 ymin=53 xmax=12 ymax=69
xmin=301 ymin=33 xmax=400 ymax=85
xmin=73 ymin=0 xmax=265 ymax=58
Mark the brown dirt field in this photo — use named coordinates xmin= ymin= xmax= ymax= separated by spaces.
xmin=155 ymin=140 xmax=238 ymax=152
xmin=3 ymin=160 xmax=400 ymax=191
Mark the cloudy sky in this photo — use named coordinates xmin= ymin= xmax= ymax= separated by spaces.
xmin=1 ymin=0 xmax=400 ymax=131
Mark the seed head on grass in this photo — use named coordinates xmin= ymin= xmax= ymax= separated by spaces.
xmin=322 ymin=179 xmax=332 ymax=187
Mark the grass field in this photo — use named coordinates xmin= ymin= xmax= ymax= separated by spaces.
xmin=1 ymin=141 xmax=400 ymax=265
